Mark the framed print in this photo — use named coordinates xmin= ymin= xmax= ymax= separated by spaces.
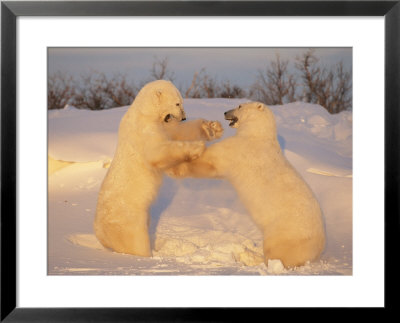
xmin=1 ymin=1 xmax=399 ymax=321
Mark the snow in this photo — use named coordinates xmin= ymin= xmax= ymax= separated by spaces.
xmin=48 ymin=98 xmax=352 ymax=275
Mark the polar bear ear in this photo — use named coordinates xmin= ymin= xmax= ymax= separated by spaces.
xmin=257 ymin=104 xmax=264 ymax=111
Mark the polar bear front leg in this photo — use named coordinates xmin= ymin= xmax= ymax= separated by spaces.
xmin=166 ymin=147 xmax=222 ymax=179
xmin=164 ymin=119 xmax=223 ymax=141
xmin=146 ymin=140 xmax=206 ymax=170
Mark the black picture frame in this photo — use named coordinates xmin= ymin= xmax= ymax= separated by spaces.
xmin=1 ymin=1 xmax=399 ymax=321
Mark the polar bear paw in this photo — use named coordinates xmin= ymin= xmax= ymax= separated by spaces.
xmin=185 ymin=141 xmax=205 ymax=161
xmin=167 ymin=162 xmax=190 ymax=178
xmin=201 ymin=121 xmax=224 ymax=140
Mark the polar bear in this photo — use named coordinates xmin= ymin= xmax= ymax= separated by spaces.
xmin=168 ymin=102 xmax=325 ymax=268
xmin=94 ymin=80 xmax=223 ymax=257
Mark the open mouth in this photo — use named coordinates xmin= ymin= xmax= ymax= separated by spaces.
xmin=164 ymin=114 xmax=174 ymax=122
xmin=164 ymin=114 xmax=186 ymax=123
xmin=225 ymin=115 xmax=238 ymax=127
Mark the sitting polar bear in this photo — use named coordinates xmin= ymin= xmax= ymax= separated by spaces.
xmin=168 ymin=102 xmax=325 ymax=268
xmin=94 ymin=80 xmax=223 ymax=256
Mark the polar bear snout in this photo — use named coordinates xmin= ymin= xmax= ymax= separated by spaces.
xmin=177 ymin=108 xmax=187 ymax=122
xmin=224 ymin=109 xmax=237 ymax=119
xmin=164 ymin=108 xmax=186 ymax=123
xmin=224 ymin=109 xmax=238 ymax=127
xmin=224 ymin=109 xmax=234 ymax=116
xmin=177 ymin=108 xmax=187 ymax=121
xmin=181 ymin=109 xmax=186 ymax=120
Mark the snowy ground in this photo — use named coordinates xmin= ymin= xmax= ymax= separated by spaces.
xmin=48 ymin=99 xmax=352 ymax=275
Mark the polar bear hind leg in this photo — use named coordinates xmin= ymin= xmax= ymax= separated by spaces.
xmin=95 ymin=213 xmax=152 ymax=257
xmin=263 ymin=235 xmax=323 ymax=268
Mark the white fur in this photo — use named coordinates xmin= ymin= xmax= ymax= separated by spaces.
xmin=169 ymin=102 xmax=325 ymax=268
xmin=94 ymin=80 xmax=222 ymax=256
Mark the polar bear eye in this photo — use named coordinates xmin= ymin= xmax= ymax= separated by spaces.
xmin=238 ymin=105 xmax=242 ymax=109
xmin=176 ymin=103 xmax=180 ymax=106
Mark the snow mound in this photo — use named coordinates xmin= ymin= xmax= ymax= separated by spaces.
xmin=266 ymin=259 xmax=286 ymax=274
xmin=67 ymin=233 xmax=105 ymax=250
xmin=271 ymin=102 xmax=352 ymax=141
xmin=153 ymin=223 xmax=264 ymax=266
xmin=48 ymin=156 xmax=74 ymax=175
xmin=48 ymin=107 xmax=125 ymax=162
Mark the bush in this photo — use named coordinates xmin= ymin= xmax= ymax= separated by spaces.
xmin=185 ymin=68 xmax=246 ymax=99
xmin=48 ymin=72 xmax=75 ymax=110
xmin=250 ymin=54 xmax=296 ymax=105
xmin=295 ymin=49 xmax=352 ymax=113
xmin=48 ymin=52 xmax=351 ymax=114
xmin=250 ymin=50 xmax=352 ymax=113
xmin=47 ymin=72 xmax=136 ymax=110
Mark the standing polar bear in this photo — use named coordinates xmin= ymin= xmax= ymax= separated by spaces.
xmin=168 ymin=102 xmax=325 ymax=268
xmin=94 ymin=80 xmax=223 ymax=256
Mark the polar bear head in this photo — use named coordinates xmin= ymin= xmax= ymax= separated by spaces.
xmin=224 ymin=102 xmax=277 ymax=136
xmin=133 ymin=80 xmax=186 ymax=122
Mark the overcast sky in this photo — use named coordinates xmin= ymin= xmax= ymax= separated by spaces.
xmin=48 ymin=47 xmax=352 ymax=90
